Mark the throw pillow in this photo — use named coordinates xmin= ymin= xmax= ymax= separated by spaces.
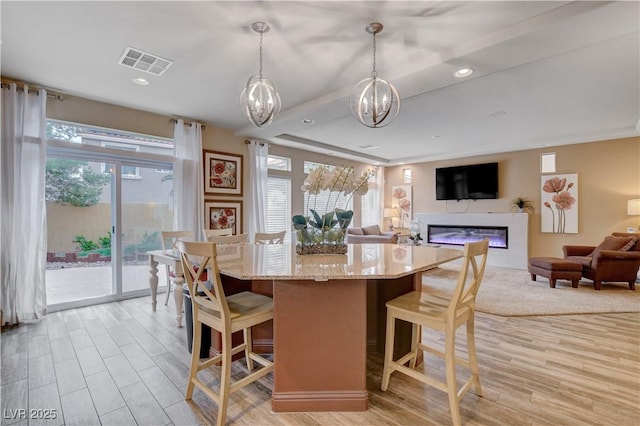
xmin=362 ymin=224 xmax=381 ymax=235
xmin=348 ymin=228 xmax=363 ymax=235
xmin=590 ymin=236 xmax=635 ymax=257
xmin=620 ymin=237 xmax=638 ymax=251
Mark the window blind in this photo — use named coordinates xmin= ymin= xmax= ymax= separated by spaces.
xmin=266 ymin=176 xmax=291 ymax=244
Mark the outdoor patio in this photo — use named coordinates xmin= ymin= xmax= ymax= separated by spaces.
xmin=46 ymin=262 xmax=169 ymax=305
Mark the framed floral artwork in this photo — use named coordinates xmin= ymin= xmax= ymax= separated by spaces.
xmin=205 ymin=200 xmax=243 ymax=235
xmin=203 ymin=150 xmax=243 ymax=196
xmin=541 ymin=173 xmax=578 ymax=233
xmin=391 ymin=185 xmax=412 ymax=229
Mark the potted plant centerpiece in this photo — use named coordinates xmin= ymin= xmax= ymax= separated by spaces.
xmin=511 ymin=196 xmax=535 ymax=213
xmin=292 ymin=165 xmax=373 ymax=255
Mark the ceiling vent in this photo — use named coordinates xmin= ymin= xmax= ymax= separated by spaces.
xmin=118 ymin=46 xmax=173 ymax=76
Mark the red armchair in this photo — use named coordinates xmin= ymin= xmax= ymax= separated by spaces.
xmin=563 ymin=233 xmax=640 ymax=290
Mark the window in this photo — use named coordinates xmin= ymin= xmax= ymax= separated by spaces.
xmin=101 ymin=142 xmax=140 ymax=178
xmin=360 ymin=184 xmax=378 ymax=227
xmin=541 ymin=152 xmax=556 ymax=173
xmin=268 ymin=155 xmax=291 ymax=171
xmin=303 ymin=160 xmax=335 ymax=174
xmin=403 ymin=168 xmax=412 ymax=184
xmin=361 ymin=169 xmax=379 ymax=227
xmin=266 ymin=176 xmax=291 ymax=243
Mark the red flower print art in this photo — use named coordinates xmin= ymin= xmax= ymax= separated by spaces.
xmin=209 ymin=159 xmax=237 ymax=189
xmin=205 ymin=201 xmax=242 ymax=235
xmin=541 ymin=174 xmax=578 ymax=233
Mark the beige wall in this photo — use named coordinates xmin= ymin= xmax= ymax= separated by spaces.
xmin=384 ymin=137 xmax=640 ymax=258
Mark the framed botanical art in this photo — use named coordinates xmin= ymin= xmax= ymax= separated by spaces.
xmin=205 ymin=200 xmax=243 ymax=235
xmin=203 ymin=150 xmax=243 ymax=196
xmin=391 ymin=185 xmax=412 ymax=229
xmin=541 ymin=173 xmax=578 ymax=234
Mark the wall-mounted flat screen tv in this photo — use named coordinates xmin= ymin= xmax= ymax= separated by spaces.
xmin=435 ymin=162 xmax=499 ymax=200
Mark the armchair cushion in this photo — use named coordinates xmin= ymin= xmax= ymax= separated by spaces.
xmin=590 ymin=235 xmax=637 ymax=256
xmin=612 ymin=232 xmax=640 ymax=251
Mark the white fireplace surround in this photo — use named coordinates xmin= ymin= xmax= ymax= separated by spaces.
xmin=414 ymin=213 xmax=529 ymax=269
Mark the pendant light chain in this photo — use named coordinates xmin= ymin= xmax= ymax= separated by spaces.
xmin=258 ymin=30 xmax=264 ymax=79
xmin=371 ymin=32 xmax=378 ymax=79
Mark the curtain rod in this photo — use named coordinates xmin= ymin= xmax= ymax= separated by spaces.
xmin=170 ymin=118 xmax=205 ymax=130
xmin=0 ymin=82 xmax=64 ymax=101
xmin=244 ymin=139 xmax=269 ymax=147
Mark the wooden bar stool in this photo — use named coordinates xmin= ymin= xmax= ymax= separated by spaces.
xmin=381 ymin=239 xmax=489 ymax=426
xmin=179 ymin=240 xmax=273 ymax=426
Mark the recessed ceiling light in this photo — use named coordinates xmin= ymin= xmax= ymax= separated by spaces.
xmin=131 ymin=77 xmax=149 ymax=86
xmin=358 ymin=144 xmax=379 ymax=151
xmin=487 ymin=110 xmax=506 ymax=118
xmin=302 ymin=119 xmax=315 ymax=124
xmin=454 ymin=68 xmax=473 ymax=78
xmin=430 ymin=135 xmax=440 ymax=140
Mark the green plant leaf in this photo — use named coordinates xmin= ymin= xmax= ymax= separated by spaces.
xmin=335 ymin=208 xmax=353 ymax=229
xmin=292 ymin=215 xmax=308 ymax=230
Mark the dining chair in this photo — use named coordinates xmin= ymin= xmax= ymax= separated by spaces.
xmin=381 ymin=239 xmax=489 ymax=426
xmin=203 ymin=228 xmax=233 ymax=239
xmin=206 ymin=233 xmax=248 ymax=245
xmin=178 ymin=240 xmax=274 ymax=426
xmin=160 ymin=230 xmax=194 ymax=306
xmin=254 ymin=231 xmax=286 ymax=244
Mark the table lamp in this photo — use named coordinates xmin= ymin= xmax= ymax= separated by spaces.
xmin=628 ymin=199 xmax=640 ymax=232
xmin=384 ymin=208 xmax=399 ymax=231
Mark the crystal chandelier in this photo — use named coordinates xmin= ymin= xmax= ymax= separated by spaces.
xmin=350 ymin=23 xmax=400 ymax=128
xmin=241 ymin=22 xmax=281 ymax=128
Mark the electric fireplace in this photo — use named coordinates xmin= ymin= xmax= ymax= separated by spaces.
xmin=427 ymin=224 xmax=508 ymax=249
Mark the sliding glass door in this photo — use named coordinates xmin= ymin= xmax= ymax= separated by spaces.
xmin=122 ymin=164 xmax=173 ymax=294
xmin=45 ymin=158 xmax=115 ymax=305
xmin=45 ymin=120 xmax=174 ymax=311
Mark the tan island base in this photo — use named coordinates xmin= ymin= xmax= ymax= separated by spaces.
xmin=272 ymin=279 xmax=368 ymax=411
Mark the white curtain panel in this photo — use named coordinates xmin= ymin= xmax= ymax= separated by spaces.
xmin=247 ymin=140 xmax=268 ymax=241
xmin=172 ymin=120 xmax=204 ymax=241
xmin=375 ymin=166 xmax=384 ymax=227
xmin=1 ymin=84 xmax=48 ymax=325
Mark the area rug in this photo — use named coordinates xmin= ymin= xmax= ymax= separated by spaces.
xmin=421 ymin=264 xmax=640 ymax=316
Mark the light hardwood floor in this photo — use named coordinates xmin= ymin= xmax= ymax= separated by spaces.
xmin=1 ymin=296 xmax=638 ymax=426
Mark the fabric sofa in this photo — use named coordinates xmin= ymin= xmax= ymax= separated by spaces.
xmin=563 ymin=232 xmax=640 ymax=290
xmin=347 ymin=224 xmax=398 ymax=244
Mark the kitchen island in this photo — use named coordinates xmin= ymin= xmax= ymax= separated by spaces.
xmin=151 ymin=243 xmax=463 ymax=412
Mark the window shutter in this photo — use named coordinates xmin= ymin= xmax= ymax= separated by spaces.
xmin=266 ymin=176 xmax=291 ymax=244
xmin=360 ymin=188 xmax=377 ymax=228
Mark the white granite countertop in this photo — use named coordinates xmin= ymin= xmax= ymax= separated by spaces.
xmin=215 ymin=244 xmax=463 ymax=281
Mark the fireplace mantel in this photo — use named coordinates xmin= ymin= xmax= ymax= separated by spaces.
xmin=414 ymin=213 xmax=529 ymax=269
